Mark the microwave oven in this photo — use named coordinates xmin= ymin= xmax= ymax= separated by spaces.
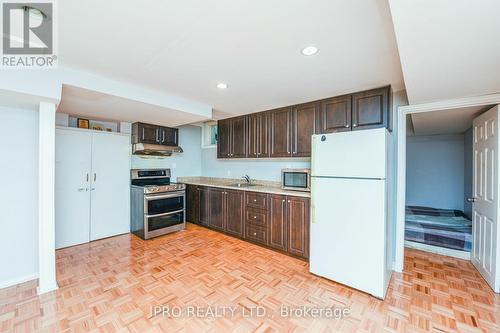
xmin=281 ymin=169 xmax=311 ymax=192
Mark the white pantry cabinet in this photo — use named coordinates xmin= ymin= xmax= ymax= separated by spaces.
xmin=55 ymin=127 xmax=130 ymax=249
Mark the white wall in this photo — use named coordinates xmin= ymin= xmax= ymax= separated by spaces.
xmin=0 ymin=107 xmax=39 ymax=288
xmin=201 ymin=148 xmax=310 ymax=182
xmin=131 ymin=125 xmax=202 ymax=181
xmin=406 ymin=134 xmax=465 ymax=211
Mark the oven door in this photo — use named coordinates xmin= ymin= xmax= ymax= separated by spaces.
xmin=144 ymin=191 xmax=185 ymax=238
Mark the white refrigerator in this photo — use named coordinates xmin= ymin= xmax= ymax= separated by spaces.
xmin=309 ymin=128 xmax=392 ymax=299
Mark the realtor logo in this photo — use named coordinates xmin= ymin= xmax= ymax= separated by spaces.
xmin=1 ymin=1 xmax=57 ymax=68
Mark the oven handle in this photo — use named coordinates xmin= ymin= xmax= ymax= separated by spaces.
xmin=146 ymin=208 xmax=184 ymax=219
xmin=145 ymin=192 xmax=185 ymax=201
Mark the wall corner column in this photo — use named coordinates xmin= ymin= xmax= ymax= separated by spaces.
xmin=37 ymin=102 xmax=58 ymax=294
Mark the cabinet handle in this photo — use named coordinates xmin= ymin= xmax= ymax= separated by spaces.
xmin=282 ymin=199 xmax=285 ymax=202
xmin=93 ymin=173 xmax=96 ymax=181
xmin=352 ymin=124 xmax=357 ymax=127
xmin=253 ymin=216 xmax=257 ymax=219
xmin=253 ymin=199 xmax=257 ymax=202
xmin=77 ymin=188 xmax=87 ymax=192
xmin=253 ymin=232 xmax=257 ymax=236
xmin=86 ymin=173 xmax=89 ymax=182
xmin=345 ymin=125 xmax=350 ymax=128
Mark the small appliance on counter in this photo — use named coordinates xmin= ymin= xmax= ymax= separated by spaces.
xmin=130 ymin=168 xmax=186 ymax=239
xmin=281 ymin=168 xmax=311 ymax=192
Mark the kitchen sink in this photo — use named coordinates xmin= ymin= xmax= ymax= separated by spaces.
xmin=228 ymin=183 xmax=260 ymax=188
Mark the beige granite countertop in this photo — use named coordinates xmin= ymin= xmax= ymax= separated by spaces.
xmin=177 ymin=176 xmax=310 ymax=198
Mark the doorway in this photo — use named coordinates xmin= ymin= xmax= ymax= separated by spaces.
xmin=395 ymin=95 xmax=500 ymax=293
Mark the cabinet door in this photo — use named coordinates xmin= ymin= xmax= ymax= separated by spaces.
xmin=225 ymin=190 xmax=244 ymax=237
xmin=55 ymin=129 xmax=92 ymax=249
xmin=198 ymin=187 xmax=210 ymax=226
xmin=287 ymin=196 xmax=310 ymax=258
xmin=319 ymin=95 xmax=352 ymax=133
xmin=230 ymin=116 xmax=247 ymax=158
xmin=217 ymin=119 xmax=231 ymax=158
xmin=138 ymin=123 xmax=160 ymax=144
xmin=270 ymin=107 xmax=292 ymax=157
xmin=352 ymin=86 xmax=389 ymax=131
xmin=209 ymin=188 xmax=225 ymax=231
xmin=186 ymin=185 xmax=199 ymax=224
xmin=90 ymin=132 xmax=131 ymax=241
xmin=161 ymin=127 xmax=178 ymax=146
xmin=268 ymin=195 xmax=287 ymax=251
xmin=248 ymin=112 xmax=269 ymax=158
xmin=292 ymin=102 xmax=317 ymax=157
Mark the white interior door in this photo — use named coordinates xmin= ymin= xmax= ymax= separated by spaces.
xmin=90 ymin=132 xmax=130 ymax=241
xmin=472 ymin=105 xmax=499 ymax=292
xmin=55 ymin=129 xmax=91 ymax=249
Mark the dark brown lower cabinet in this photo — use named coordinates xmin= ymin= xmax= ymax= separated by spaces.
xmin=268 ymin=195 xmax=287 ymax=251
xmin=185 ymin=185 xmax=199 ymax=223
xmin=209 ymin=188 xmax=225 ymax=231
xmin=197 ymin=187 xmax=210 ymax=226
xmin=225 ymin=190 xmax=244 ymax=237
xmin=286 ymin=196 xmax=310 ymax=258
xmin=183 ymin=185 xmax=309 ymax=260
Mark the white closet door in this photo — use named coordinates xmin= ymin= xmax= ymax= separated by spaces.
xmin=55 ymin=129 xmax=92 ymax=249
xmin=90 ymin=132 xmax=130 ymax=241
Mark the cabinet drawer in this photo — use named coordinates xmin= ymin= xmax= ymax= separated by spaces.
xmin=245 ymin=225 xmax=268 ymax=245
xmin=245 ymin=209 xmax=267 ymax=227
xmin=245 ymin=192 xmax=268 ymax=210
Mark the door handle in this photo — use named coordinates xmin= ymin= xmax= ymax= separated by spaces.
xmin=467 ymin=197 xmax=477 ymax=203
xmin=77 ymin=188 xmax=87 ymax=192
xmin=93 ymin=173 xmax=96 ymax=182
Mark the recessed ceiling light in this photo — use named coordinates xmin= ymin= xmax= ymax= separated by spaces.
xmin=301 ymin=46 xmax=318 ymax=56
xmin=217 ymin=83 xmax=228 ymax=89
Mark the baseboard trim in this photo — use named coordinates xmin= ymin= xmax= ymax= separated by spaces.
xmin=0 ymin=274 xmax=38 ymax=290
xmin=405 ymin=241 xmax=471 ymax=260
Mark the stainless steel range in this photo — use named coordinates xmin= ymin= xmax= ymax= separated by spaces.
xmin=130 ymin=169 xmax=186 ymax=239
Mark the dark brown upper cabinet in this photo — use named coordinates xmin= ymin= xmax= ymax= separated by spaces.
xmin=269 ymin=107 xmax=292 ymax=157
xmin=216 ymin=86 xmax=390 ymax=159
xmin=217 ymin=119 xmax=231 ymax=158
xmin=133 ymin=122 xmax=160 ymax=144
xmin=230 ymin=116 xmax=247 ymax=158
xmin=132 ymin=122 xmax=179 ymax=146
xmin=161 ymin=127 xmax=178 ymax=146
xmin=319 ymin=95 xmax=352 ymax=133
xmin=217 ymin=117 xmax=247 ymax=158
xmin=291 ymin=102 xmax=318 ymax=157
xmin=352 ymin=86 xmax=390 ymax=131
xmin=247 ymin=112 xmax=269 ymax=158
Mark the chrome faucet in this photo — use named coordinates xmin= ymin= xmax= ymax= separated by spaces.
xmin=242 ymin=174 xmax=251 ymax=184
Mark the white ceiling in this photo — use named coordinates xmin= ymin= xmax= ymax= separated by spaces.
xmin=58 ymin=0 xmax=404 ymax=116
xmin=57 ymin=85 xmax=208 ymax=126
xmin=389 ymin=0 xmax=500 ymax=104
xmin=409 ymin=105 xmax=491 ymax=136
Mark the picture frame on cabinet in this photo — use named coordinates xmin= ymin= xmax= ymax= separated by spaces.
xmin=77 ymin=118 xmax=89 ymax=129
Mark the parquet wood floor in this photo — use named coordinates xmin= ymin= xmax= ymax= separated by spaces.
xmin=1 ymin=223 xmax=499 ymax=332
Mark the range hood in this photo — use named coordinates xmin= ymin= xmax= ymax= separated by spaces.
xmin=132 ymin=143 xmax=183 ymax=157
